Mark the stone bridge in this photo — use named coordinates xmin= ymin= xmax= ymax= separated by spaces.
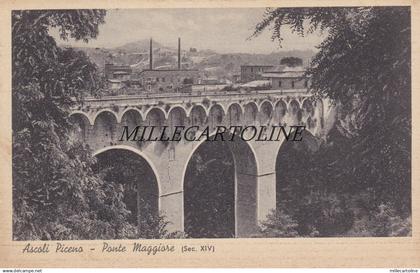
xmin=69 ymin=89 xmax=334 ymax=237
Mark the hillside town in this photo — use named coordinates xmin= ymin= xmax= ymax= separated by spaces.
xmin=89 ymin=38 xmax=310 ymax=95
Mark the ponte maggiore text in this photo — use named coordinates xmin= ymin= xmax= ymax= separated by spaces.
xmin=119 ymin=125 xmax=306 ymax=142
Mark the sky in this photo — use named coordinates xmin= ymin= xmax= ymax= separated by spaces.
xmin=52 ymin=8 xmax=325 ymax=54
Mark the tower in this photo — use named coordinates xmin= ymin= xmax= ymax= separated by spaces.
xmin=178 ymin=37 xmax=181 ymax=70
xmin=149 ymin=38 xmax=153 ymax=70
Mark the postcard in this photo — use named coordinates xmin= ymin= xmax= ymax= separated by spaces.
xmin=0 ymin=0 xmax=419 ymax=268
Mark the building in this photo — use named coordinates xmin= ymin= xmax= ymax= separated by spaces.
xmin=139 ymin=69 xmax=200 ymax=92
xmin=232 ymin=74 xmax=241 ymax=83
xmin=240 ymin=65 xmax=274 ymax=83
xmin=240 ymin=80 xmax=271 ymax=89
xmin=104 ymin=64 xmax=133 ymax=90
xmin=200 ymin=77 xmax=220 ymax=85
xmin=105 ymin=63 xmax=132 ymax=79
xmin=191 ymin=84 xmax=228 ymax=92
xmin=137 ymin=37 xmax=200 ymax=93
xmin=262 ymin=66 xmax=309 ymax=91
xmin=107 ymin=79 xmax=125 ymax=89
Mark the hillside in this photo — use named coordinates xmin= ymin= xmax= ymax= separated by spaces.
xmin=113 ymin=39 xmax=163 ymax=53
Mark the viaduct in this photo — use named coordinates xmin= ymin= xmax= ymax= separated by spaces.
xmin=69 ymin=88 xmax=335 ymax=237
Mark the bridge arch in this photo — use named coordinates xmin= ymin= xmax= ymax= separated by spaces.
xmin=144 ymin=107 xmax=167 ymax=143
xmin=167 ymin=105 xmax=188 ymax=119
xmin=70 ymin=110 xmax=93 ymax=125
xmin=302 ymin=98 xmax=315 ymax=117
xmin=120 ymin=108 xmax=143 ymax=128
xmin=182 ymin=132 xmax=259 ymax=238
xmin=189 ymin=105 xmax=207 ymax=126
xmin=243 ymin=102 xmax=258 ymax=125
xmin=273 ymin=100 xmax=287 ymax=125
xmin=145 ymin=107 xmax=166 ymax=125
xmin=226 ymin=102 xmax=244 ymax=116
xmin=258 ymin=99 xmax=274 ymax=112
xmin=288 ymin=99 xmax=302 ymax=124
xmin=119 ymin=107 xmax=144 ymax=123
xmin=93 ymin=145 xmax=162 ymax=210
xmin=301 ymin=98 xmax=316 ymax=131
xmin=208 ymin=104 xmax=225 ymax=129
xmin=69 ymin=112 xmax=91 ymax=141
xmin=259 ymin=100 xmax=274 ymax=125
xmin=168 ymin=106 xmax=187 ymax=127
xmin=93 ymin=109 xmax=119 ymax=126
xmin=144 ymin=106 xmax=166 ymax=123
xmin=226 ymin=103 xmax=243 ymax=124
xmin=93 ymin=110 xmax=119 ymax=146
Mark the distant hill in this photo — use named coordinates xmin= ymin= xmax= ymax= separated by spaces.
xmin=113 ymin=39 xmax=163 ymax=53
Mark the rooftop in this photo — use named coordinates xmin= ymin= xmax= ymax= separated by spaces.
xmin=113 ymin=71 xmax=130 ymax=75
xmin=240 ymin=64 xmax=274 ymax=67
xmin=240 ymin=80 xmax=271 ymax=88
xmin=266 ymin=65 xmax=305 ymax=73
xmin=262 ymin=71 xmax=306 ymax=78
xmin=140 ymin=69 xmax=199 ymax=73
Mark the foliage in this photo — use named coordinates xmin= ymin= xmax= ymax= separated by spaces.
xmin=368 ymin=204 xmax=411 ymax=237
xmin=280 ymin=57 xmax=303 ymax=67
xmin=184 ymin=140 xmax=235 ymax=238
xmin=255 ymin=7 xmax=411 ymax=237
xmin=11 ymin=10 xmax=151 ymax=240
xmin=94 ymin=150 xmax=176 ymax=239
xmin=183 ymin=78 xmax=194 ymax=84
xmin=347 ymin=203 xmax=412 ymax=237
xmin=254 ymin=7 xmax=410 ymax=112
xmin=257 ymin=209 xmax=299 ymax=238
xmin=274 ymin=132 xmax=411 ymax=237
xmin=275 ymin=137 xmax=354 ymax=237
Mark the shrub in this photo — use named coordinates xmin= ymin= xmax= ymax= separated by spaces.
xmin=256 ymin=209 xmax=299 ymax=238
xmin=347 ymin=203 xmax=411 ymax=237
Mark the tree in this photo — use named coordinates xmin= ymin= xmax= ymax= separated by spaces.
xmin=184 ymin=140 xmax=235 ymax=238
xmin=254 ymin=7 xmax=411 ymax=235
xmin=280 ymin=56 xmax=303 ymax=67
xmin=275 ymin=134 xmax=355 ymax=237
xmin=12 ymin=10 xmax=139 ymax=240
xmin=94 ymin=149 xmax=180 ymax=239
xmin=257 ymin=209 xmax=299 ymax=238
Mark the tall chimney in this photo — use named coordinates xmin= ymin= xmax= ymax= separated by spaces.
xmin=149 ymin=38 xmax=153 ymax=70
xmin=178 ymin=37 xmax=181 ymax=70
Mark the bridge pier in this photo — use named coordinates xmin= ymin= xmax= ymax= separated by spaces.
xmin=159 ymin=191 xmax=184 ymax=233
xmin=251 ymin=140 xmax=283 ymax=225
xmin=147 ymin=141 xmax=193 ymax=234
xmin=256 ymin=172 xmax=276 ymax=223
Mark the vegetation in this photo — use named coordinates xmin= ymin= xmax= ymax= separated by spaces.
xmin=280 ymin=57 xmax=303 ymax=67
xmin=257 ymin=209 xmax=299 ymax=238
xmin=253 ymin=7 xmax=411 ymax=237
xmin=184 ymin=141 xmax=235 ymax=238
xmin=94 ymin=150 xmax=180 ymax=239
xmin=12 ymin=10 xmax=174 ymax=240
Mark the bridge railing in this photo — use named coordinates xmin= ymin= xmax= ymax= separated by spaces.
xmin=78 ymin=88 xmax=311 ymax=104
